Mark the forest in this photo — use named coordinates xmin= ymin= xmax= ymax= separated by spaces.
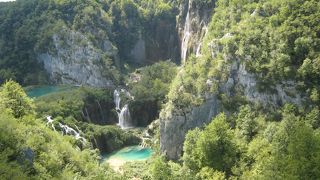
xmin=0 ymin=0 xmax=320 ymax=179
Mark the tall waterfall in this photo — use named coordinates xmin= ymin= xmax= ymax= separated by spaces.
xmin=181 ymin=1 xmax=191 ymax=62
xmin=114 ymin=89 xmax=133 ymax=129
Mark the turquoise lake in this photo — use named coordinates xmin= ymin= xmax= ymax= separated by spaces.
xmin=103 ymin=146 xmax=153 ymax=162
xmin=26 ymin=85 xmax=74 ymax=98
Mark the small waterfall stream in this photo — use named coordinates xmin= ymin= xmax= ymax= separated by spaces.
xmin=59 ymin=122 xmax=86 ymax=144
xmin=114 ymin=90 xmax=121 ymax=111
xmin=96 ymin=100 xmax=105 ymax=122
xmin=45 ymin=116 xmax=86 ymax=144
xmin=114 ymin=89 xmax=133 ymax=129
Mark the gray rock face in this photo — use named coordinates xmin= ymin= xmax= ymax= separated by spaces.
xmin=128 ymin=21 xmax=180 ymax=65
xmin=235 ymin=63 xmax=302 ymax=106
xmin=130 ymin=37 xmax=146 ymax=64
xmin=160 ymin=97 xmax=220 ymax=160
xmin=178 ymin=0 xmax=215 ymax=62
xmin=38 ymin=28 xmax=117 ymax=87
xmin=18 ymin=148 xmax=34 ymax=165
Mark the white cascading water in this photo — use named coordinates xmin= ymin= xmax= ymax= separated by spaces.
xmin=181 ymin=0 xmax=191 ymax=62
xmin=59 ymin=123 xmax=86 ymax=144
xmin=118 ymin=104 xmax=132 ymax=129
xmin=46 ymin=116 xmax=56 ymax=131
xmin=114 ymin=89 xmax=121 ymax=111
xmin=114 ymin=89 xmax=133 ymax=129
xmin=45 ymin=116 xmax=86 ymax=144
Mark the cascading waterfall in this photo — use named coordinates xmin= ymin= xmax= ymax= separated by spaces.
xmin=114 ymin=89 xmax=134 ymax=129
xmin=59 ymin=122 xmax=86 ymax=144
xmin=118 ymin=104 xmax=132 ymax=129
xmin=46 ymin=116 xmax=56 ymax=131
xmin=45 ymin=116 xmax=86 ymax=144
xmin=181 ymin=0 xmax=191 ymax=62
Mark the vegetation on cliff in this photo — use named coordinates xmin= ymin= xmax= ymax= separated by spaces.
xmin=0 ymin=0 xmax=177 ymax=85
xmin=0 ymin=0 xmax=320 ymax=179
xmin=156 ymin=0 xmax=320 ymax=179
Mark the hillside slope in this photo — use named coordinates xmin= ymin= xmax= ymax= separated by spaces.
xmin=160 ymin=0 xmax=320 ymax=160
xmin=0 ymin=0 xmax=180 ymax=86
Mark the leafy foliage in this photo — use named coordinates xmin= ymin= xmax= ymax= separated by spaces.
xmin=183 ymin=114 xmax=238 ymax=176
xmin=179 ymin=105 xmax=320 ymax=179
xmin=0 ymin=81 xmax=121 ymax=179
xmin=128 ymin=60 xmax=177 ymax=105
xmin=0 ymin=80 xmax=35 ymax=118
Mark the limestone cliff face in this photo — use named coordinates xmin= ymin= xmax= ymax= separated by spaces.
xmin=160 ymin=97 xmax=220 ymax=159
xmin=129 ymin=19 xmax=180 ymax=65
xmin=178 ymin=0 xmax=215 ymax=62
xmin=37 ymin=28 xmax=118 ymax=87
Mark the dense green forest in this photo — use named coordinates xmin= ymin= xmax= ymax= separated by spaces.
xmin=0 ymin=0 xmax=320 ymax=179
xmin=0 ymin=0 xmax=177 ymax=85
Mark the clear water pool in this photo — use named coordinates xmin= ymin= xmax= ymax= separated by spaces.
xmin=26 ymin=85 xmax=74 ymax=98
xmin=103 ymin=146 xmax=153 ymax=162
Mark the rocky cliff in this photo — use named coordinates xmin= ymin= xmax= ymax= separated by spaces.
xmin=160 ymin=0 xmax=217 ymax=160
xmin=37 ymin=28 xmax=118 ymax=87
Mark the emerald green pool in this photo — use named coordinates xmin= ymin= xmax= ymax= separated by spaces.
xmin=103 ymin=146 xmax=153 ymax=162
xmin=26 ymin=85 xmax=74 ymax=98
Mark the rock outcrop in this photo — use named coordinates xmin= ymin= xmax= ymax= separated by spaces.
xmin=160 ymin=97 xmax=220 ymax=159
xmin=129 ymin=19 xmax=180 ymax=65
xmin=38 ymin=28 xmax=118 ymax=87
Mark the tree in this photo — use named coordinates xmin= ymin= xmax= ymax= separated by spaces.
xmin=251 ymin=111 xmax=320 ymax=179
xmin=196 ymin=167 xmax=225 ymax=180
xmin=151 ymin=156 xmax=171 ymax=180
xmin=305 ymin=108 xmax=320 ymax=129
xmin=0 ymin=80 xmax=35 ymax=118
xmin=183 ymin=113 xmax=238 ymax=175
xmin=235 ymin=105 xmax=263 ymax=142
xmin=198 ymin=113 xmax=237 ymax=174
xmin=183 ymin=127 xmax=201 ymax=171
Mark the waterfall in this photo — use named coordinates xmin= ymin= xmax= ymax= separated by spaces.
xmin=59 ymin=122 xmax=86 ymax=144
xmin=118 ymin=104 xmax=132 ymax=129
xmin=181 ymin=0 xmax=191 ymax=62
xmin=96 ymin=100 xmax=105 ymax=122
xmin=84 ymin=107 xmax=91 ymax=122
xmin=46 ymin=116 xmax=56 ymax=131
xmin=114 ymin=89 xmax=121 ymax=111
xmin=114 ymin=89 xmax=134 ymax=129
